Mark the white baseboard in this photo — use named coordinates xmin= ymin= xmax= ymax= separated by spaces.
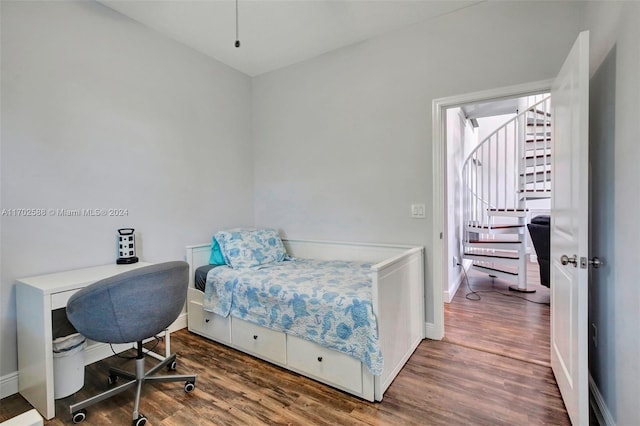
xmin=172 ymin=312 xmax=188 ymax=332
xmin=424 ymin=322 xmax=443 ymax=340
xmin=0 ymin=371 xmax=19 ymax=399
xmin=0 ymin=313 xmax=188 ymax=399
xmin=445 ymin=261 xmax=473 ymax=303
xmin=589 ymin=373 xmax=615 ymax=426
xmin=444 ymin=269 xmax=464 ymax=303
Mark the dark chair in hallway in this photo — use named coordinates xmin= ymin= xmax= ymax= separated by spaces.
xmin=527 ymin=215 xmax=550 ymax=288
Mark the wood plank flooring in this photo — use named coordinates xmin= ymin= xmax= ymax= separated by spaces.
xmin=444 ymin=262 xmax=551 ymax=367
xmin=1 ymin=263 xmax=570 ymax=425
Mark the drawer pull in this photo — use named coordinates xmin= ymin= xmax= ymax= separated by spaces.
xmin=253 ymin=335 xmax=258 ymax=340
xmin=317 ymin=356 xmax=323 ymax=362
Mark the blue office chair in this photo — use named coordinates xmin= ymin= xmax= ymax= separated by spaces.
xmin=66 ymin=261 xmax=197 ymax=426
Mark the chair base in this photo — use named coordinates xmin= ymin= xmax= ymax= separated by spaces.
xmin=69 ymin=342 xmax=196 ymax=424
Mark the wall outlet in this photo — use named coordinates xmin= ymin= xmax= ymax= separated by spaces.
xmin=411 ymin=204 xmax=426 ymax=219
xmin=453 ymin=256 xmax=459 ymax=267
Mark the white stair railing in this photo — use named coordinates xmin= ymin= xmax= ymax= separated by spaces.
xmin=523 ymin=98 xmax=552 ymax=195
xmin=462 ymin=96 xmax=551 ymax=236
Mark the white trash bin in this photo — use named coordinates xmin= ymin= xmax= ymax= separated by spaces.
xmin=52 ymin=333 xmax=86 ymax=399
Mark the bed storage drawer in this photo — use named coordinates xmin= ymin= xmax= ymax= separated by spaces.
xmin=287 ymin=335 xmax=363 ymax=394
xmin=231 ymin=318 xmax=286 ymax=364
xmin=187 ymin=290 xmax=231 ymax=344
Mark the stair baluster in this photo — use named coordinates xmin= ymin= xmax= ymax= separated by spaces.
xmin=461 ymin=96 xmax=551 ymax=292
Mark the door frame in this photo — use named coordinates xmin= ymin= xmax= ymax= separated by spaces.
xmin=430 ymin=79 xmax=553 ymax=339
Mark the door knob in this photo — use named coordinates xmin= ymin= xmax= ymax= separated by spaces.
xmin=560 ymin=254 xmax=578 ymax=267
xmin=589 ymin=257 xmax=603 ymax=268
xmin=580 ymin=257 xmax=603 ymax=269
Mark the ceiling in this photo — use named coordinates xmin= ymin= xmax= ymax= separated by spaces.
xmin=461 ymin=92 xmax=551 ymax=120
xmin=462 ymin=98 xmax=521 ymax=120
xmin=99 ymin=0 xmax=483 ymax=77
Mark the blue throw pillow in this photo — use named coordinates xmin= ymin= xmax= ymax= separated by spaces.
xmin=209 ymin=236 xmax=226 ymax=265
xmin=215 ymin=228 xmax=287 ymax=269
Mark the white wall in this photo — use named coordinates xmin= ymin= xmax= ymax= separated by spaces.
xmin=477 ymin=114 xmax=514 ymax=143
xmin=445 ymin=108 xmax=474 ymax=301
xmin=0 ymin=1 xmax=253 ymax=378
xmin=584 ymin=2 xmax=640 ymax=424
xmin=252 ymin=1 xmax=584 ymax=324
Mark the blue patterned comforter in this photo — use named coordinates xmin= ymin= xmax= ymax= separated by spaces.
xmin=203 ymin=259 xmax=383 ymax=375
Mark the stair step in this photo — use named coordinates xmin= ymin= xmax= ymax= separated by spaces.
xmin=467 ymin=238 xmax=522 ymax=243
xmin=527 ymin=131 xmax=552 ymax=137
xmin=520 ymin=185 xmax=552 ymax=194
xmin=525 ymin=143 xmax=551 ymax=151
xmin=528 ymin=108 xmax=552 ymax=117
xmin=471 ymin=264 xmax=519 ymax=282
xmin=525 ymin=149 xmax=552 ymax=157
xmin=468 ymin=223 xmax=524 ymax=229
xmin=466 ymin=224 xmax=525 ymax=235
xmin=465 ymin=240 xmax=522 ymax=250
xmin=464 ymin=253 xmax=520 ymax=266
xmin=525 ymin=135 xmax=551 ymax=144
xmin=520 ymin=170 xmax=552 ymax=184
xmin=524 ymin=154 xmax=551 ymax=167
xmin=465 ymin=245 xmax=519 ymax=252
xmin=464 ymin=245 xmax=519 ymax=254
xmin=526 ymin=117 xmax=551 ymax=125
xmin=487 ymin=208 xmax=528 ymax=217
xmin=464 ymin=249 xmax=519 ymax=257
xmin=519 ymin=189 xmax=551 ymax=199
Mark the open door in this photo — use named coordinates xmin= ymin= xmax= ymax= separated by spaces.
xmin=550 ymin=30 xmax=589 ymax=425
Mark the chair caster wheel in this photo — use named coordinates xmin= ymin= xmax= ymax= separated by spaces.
xmin=168 ymin=360 xmax=177 ymax=371
xmin=133 ymin=414 xmax=147 ymax=426
xmin=108 ymin=374 xmax=118 ymax=385
xmin=184 ymin=381 xmax=195 ymax=392
xmin=72 ymin=409 xmax=87 ymax=424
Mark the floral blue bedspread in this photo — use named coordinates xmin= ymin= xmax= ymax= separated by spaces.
xmin=203 ymin=259 xmax=383 ymax=375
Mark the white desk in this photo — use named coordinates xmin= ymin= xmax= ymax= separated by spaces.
xmin=16 ymin=262 xmax=158 ymax=420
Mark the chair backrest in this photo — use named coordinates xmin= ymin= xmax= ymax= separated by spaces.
xmin=66 ymin=261 xmax=188 ymax=344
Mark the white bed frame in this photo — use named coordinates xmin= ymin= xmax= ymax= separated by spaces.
xmin=185 ymin=239 xmax=424 ymax=401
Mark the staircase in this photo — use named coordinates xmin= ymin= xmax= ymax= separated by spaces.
xmin=461 ymin=96 xmax=551 ymax=292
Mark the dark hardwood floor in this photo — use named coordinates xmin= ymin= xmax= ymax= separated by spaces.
xmin=2 ymin=262 xmax=571 ymax=425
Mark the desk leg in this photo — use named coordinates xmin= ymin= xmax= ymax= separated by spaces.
xmin=165 ymin=328 xmax=170 ymax=357
xmin=17 ymin=284 xmax=56 ymax=420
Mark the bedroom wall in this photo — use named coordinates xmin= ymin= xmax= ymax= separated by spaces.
xmin=0 ymin=1 xmax=253 ymax=380
xmin=251 ymin=1 xmax=584 ymax=325
xmin=584 ymin=2 xmax=640 ymax=424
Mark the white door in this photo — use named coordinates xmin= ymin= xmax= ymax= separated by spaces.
xmin=550 ymin=31 xmax=589 ymax=425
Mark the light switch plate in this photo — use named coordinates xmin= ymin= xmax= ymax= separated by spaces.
xmin=411 ymin=204 xmax=426 ymax=218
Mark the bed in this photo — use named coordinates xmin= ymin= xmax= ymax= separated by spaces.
xmin=185 ymin=231 xmax=424 ymax=401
